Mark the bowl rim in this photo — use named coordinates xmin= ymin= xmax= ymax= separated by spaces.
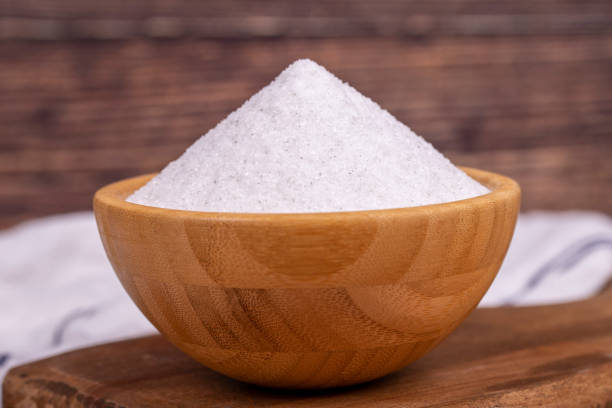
xmin=93 ymin=166 xmax=520 ymax=221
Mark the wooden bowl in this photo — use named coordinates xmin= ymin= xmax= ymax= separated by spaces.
xmin=93 ymin=167 xmax=520 ymax=388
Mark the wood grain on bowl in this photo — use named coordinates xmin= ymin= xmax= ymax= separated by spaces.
xmin=92 ymin=167 xmax=520 ymax=388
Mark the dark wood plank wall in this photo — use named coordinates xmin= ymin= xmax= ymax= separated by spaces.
xmin=1 ymin=1 xmax=611 ymax=228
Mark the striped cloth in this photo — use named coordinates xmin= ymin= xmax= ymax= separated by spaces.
xmin=1 ymin=211 xmax=611 ymax=388
xmin=480 ymin=211 xmax=612 ymax=306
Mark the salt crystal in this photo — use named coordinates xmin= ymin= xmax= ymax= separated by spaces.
xmin=127 ymin=59 xmax=488 ymax=213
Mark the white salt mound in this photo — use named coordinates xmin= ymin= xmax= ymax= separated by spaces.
xmin=128 ymin=59 xmax=489 ymax=213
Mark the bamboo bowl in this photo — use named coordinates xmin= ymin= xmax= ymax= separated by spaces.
xmin=93 ymin=167 xmax=520 ymax=389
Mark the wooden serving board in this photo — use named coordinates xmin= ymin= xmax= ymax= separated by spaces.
xmin=4 ymin=285 xmax=612 ymax=407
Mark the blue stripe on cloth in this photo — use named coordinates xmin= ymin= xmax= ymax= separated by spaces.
xmin=502 ymin=236 xmax=612 ymax=306
xmin=51 ymin=307 xmax=99 ymax=347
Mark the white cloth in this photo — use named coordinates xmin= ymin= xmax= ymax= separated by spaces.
xmin=1 ymin=211 xmax=611 ymax=386
xmin=0 ymin=212 xmax=155 ymax=385
xmin=480 ymin=211 xmax=612 ymax=306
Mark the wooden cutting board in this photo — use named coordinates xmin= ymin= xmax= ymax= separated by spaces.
xmin=4 ymin=285 xmax=612 ymax=407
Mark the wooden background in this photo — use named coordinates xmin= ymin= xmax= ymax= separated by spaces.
xmin=1 ymin=1 xmax=611 ymax=228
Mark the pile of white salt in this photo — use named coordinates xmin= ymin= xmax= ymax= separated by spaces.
xmin=128 ymin=59 xmax=488 ymax=213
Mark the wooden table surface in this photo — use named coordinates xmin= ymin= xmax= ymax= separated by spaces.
xmin=4 ymin=284 xmax=612 ymax=407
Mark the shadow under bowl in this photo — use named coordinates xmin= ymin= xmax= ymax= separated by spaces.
xmin=93 ymin=167 xmax=520 ymax=388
